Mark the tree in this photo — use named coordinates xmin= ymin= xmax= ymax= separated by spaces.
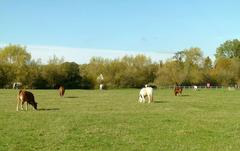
xmin=158 ymin=47 xmax=203 ymax=85
xmin=181 ymin=47 xmax=203 ymax=85
xmin=215 ymin=39 xmax=240 ymax=86
xmin=27 ymin=59 xmax=47 ymax=89
xmin=0 ymin=44 xmax=31 ymax=65
xmin=201 ymin=56 xmax=215 ymax=85
xmin=119 ymin=55 xmax=153 ymax=88
xmin=154 ymin=60 xmax=185 ymax=86
xmin=79 ymin=64 xmax=95 ymax=89
xmin=216 ymin=39 xmax=240 ymax=59
xmin=212 ymin=57 xmax=239 ymax=86
xmin=60 ymin=62 xmax=82 ymax=89
xmin=0 ymin=44 xmax=32 ymax=86
xmin=0 ymin=64 xmax=15 ymax=88
xmin=203 ymin=56 xmax=213 ymax=70
xmin=42 ymin=56 xmax=65 ymax=88
xmin=80 ymin=57 xmax=107 ymax=89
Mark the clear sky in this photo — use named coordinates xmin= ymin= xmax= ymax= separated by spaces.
xmin=1 ymin=0 xmax=240 ymax=63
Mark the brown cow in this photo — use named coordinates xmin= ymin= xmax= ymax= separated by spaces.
xmin=16 ymin=90 xmax=38 ymax=111
xmin=174 ymin=87 xmax=183 ymax=96
xmin=59 ymin=86 xmax=65 ymax=97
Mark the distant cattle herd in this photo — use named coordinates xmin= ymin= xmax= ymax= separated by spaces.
xmin=16 ymin=83 xmax=218 ymax=111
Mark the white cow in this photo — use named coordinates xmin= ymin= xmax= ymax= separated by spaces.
xmin=13 ymin=82 xmax=22 ymax=89
xmin=193 ymin=85 xmax=198 ymax=91
xmin=139 ymin=87 xmax=153 ymax=103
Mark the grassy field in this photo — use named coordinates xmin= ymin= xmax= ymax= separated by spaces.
xmin=0 ymin=88 xmax=240 ymax=151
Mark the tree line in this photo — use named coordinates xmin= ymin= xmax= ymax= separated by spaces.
xmin=0 ymin=39 xmax=239 ymax=89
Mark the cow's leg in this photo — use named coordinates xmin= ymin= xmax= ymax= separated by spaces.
xmin=142 ymin=95 xmax=146 ymax=103
xmin=21 ymin=101 xmax=24 ymax=110
xmin=147 ymin=94 xmax=151 ymax=103
xmin=16 ymin=95 xmax=22 ymax=111
xmin=26 ymin=102 xmax=28 ymax=111
xmin=16 ymin=100 xmax=20 ymax=111
xmin=139 ymin=96 xmax=142 ymax=103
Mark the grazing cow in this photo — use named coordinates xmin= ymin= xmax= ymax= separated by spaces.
xmin=174 ymin=87 xmax=183 ymax=96
xmin=59 ymin=86 xmax=65 ymax=97
xmin=139 ymin=86 xmax=153 ymax=103
xmin=16 ymin=90 xmax=38 ymax=111
xmin=193 ymin=85 xmax=198 ymax=91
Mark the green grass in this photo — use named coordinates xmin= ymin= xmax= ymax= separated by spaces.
xmin=0 ymin=88 xmax=240 ymax=151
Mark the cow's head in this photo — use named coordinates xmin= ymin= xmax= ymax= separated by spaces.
xmin=139 ymin=95 xmax=144 ymax=103
xmin=30 ymin=101 xmax=38 ymax=110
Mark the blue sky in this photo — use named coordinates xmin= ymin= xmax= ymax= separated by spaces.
xmin=1 ymin=0 xmax=240 ymax=63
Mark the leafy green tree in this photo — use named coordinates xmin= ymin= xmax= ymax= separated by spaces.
xmin=0 ymin=44 xmax=31 ymax=65
xmin=154 ymin=60 xmax=184 ymax=86
xmin=203 ymin=56 xmax=213 ymax=69
xmin=200 ymin=56 xmax=215 ymax=85
xmin=79 ymin=55 xmax=155 ymax=88
xmin=26 ymin=59 xmax=47 ymax=89
xmin=0 ymin=64 xmax=15 ymax=88
xmin=157 ymin=47 xmax=203 ymax=86
xmin=119 ymin=55 xmax=153 ymax=88
xmin=79 ymin=57 xmax=107 ymax=89
xmin=42 ymin=56 xmax=65 ymax=88
xmin=216 ymin=39 xmax=240 ymax=59
xmin=212 ymin=57 xmax=239 ymax=86
xmin=215 ymin=39 xmax=240 ymax=86
xmin=79 ymin=64 xmax=95 ymax=89
xmin=0 ymin=44 xmax=32 ymax=86
xmin=60 ymin=62 xmax=82 ymax=89
xmin=181 ymin=47 xmax=203 ymax=85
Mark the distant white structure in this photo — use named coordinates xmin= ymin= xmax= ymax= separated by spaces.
xmin=139 ymin=86 xmax=153 ymax=103
xmin=97 ymin=74 xmax=104 ymax=90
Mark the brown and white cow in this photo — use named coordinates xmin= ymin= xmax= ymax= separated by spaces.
xmin=59 ymin=86 xmax=65 ymax=97
xmin=16 ymin=90 xmax=38 ymax=111
xmin=174 ymin=87 xmax=183 ymax=96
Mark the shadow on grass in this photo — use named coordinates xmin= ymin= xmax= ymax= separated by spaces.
xmin=174 ymin=94 xmax=190 ymax=97
xmin=154 ymin=101 xmax=168 ymax=103
xmin=38 ymin=108 xmax=60 ymax=111
xmin=64 ymin=96 xmax=79 ymax=98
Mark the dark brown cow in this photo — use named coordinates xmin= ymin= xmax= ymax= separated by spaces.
xmin=174 ymin=87 xmax=183 ymax=96
xmin=16 ymin=90 xmax=38 ymax=111
xmin=59 ymin=86 xmax=65 ymax=97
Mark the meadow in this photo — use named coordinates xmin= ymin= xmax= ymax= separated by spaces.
xmin=0 ymin=88 xmax=240 ymax=151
